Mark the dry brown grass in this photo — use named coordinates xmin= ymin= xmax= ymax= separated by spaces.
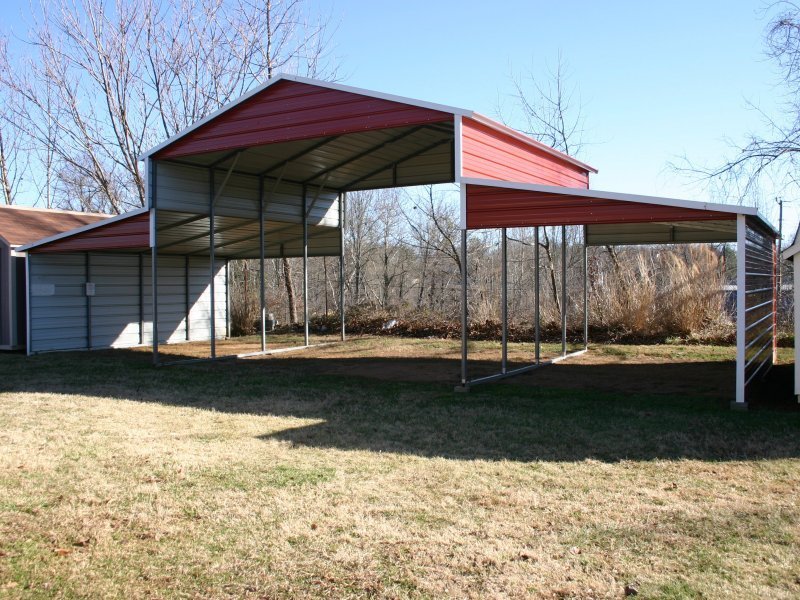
xmin=1 ymin=337 xmax=799 ymax=599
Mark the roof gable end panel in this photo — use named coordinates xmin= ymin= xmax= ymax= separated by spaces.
xmin=19 ymin=209 xmax=150 ymax=253
xmin=153 ymin=79 xmax=455 ymax=160
xmin=461 ymin=117 xmax=592 ymax=188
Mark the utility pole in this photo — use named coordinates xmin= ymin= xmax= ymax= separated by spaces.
xmin=776 ymin=197 xmax=784 ymax=301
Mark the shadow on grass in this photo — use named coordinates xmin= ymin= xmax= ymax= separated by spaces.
xmin=1 ymin=345 xmax=798 ymax=463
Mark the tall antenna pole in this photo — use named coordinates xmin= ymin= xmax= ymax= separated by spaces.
xmin=777 ymin=197 xmax=784 ymax=301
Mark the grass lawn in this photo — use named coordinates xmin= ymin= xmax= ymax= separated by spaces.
xmin=0 ymin=336 xmax=798 ymax=599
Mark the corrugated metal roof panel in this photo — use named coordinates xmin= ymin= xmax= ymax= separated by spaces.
xmin=154 ymin=79 xmax=454 ymax=159
xmin=465 ymin=184 xmax=737 ymax=230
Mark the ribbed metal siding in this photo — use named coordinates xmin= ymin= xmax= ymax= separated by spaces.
xmin=142 ymin=255 xmax=187 ymax=344
xmin=461 ymin=118 xmax=590 ymax=188
xmin=29 ymin=254 xmax=87 ymax=352
xmin=154 ymin=79 xmax=451 ymax=159
xmin=157 ymin=162 xmax=340 ymax=226
xmin=89 ymin=253 xmax=142 ymax=348
xmin=743 ymin=217 xmax=777 ymax=386
xmin=29 ymin=253 xmax=226 ymax=352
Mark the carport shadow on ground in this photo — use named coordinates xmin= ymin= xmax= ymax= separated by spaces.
xmin=3 ymin=347 xmax=799 ymax=463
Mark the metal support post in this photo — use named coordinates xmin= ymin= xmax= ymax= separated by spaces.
xmin=259 ymin=176 xmax=266 ymax=352
xmin=561 ymin=225 xmax=567 ymax=357
xmin=184 ymin=256 xmax=190 ymax=340
xmin=339 ymin=192 xmax=346 ymax=341
xmin=583 ymin=225 xmax=588 ymax=350
xmin=303 ymin=185 xmax=309 ymax=346
xmin=534 ymin=226 xmax=540 ymax=364
xmin=460 ymin=228 xmax=468 ymax=386
xmin=209 ymin=169 xmax=216 ymax=359
xmin=150 ymin=160 xmax=159 ymax=365
xmin=501 ymin=227 xmax=508 ymax=374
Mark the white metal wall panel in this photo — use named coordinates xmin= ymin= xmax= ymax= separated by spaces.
xmin=28 ymin=252 xmax=227 ymax=352
xmin=155 ymin=162 xmax=209 ymax=215
xmin=29 ymin=254 xmax=87 ymax=352
xmin=187 ymin=258 xmax=227 ymax=341
xmin=142 ymin=255 xmax=187 ymax=344
xmin=155 ymin=161 xmax=340 ymax=226
xmin=89 ymin=253 xmax=141 ymax=348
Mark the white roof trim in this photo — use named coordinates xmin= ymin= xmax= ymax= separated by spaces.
xmin=16 ymin=207 xmax=148 ymax=252
xmin=468 ymin=113 xmax=598 ymax=174
xmin=782 ymin=242 xmax=800 ymax=260
xmin=0 ymin=204 xmax=109 ymax=217
xmin=461 ymin=178 xmax=763 ymax=216
xmin=139 ymin=73 xmax=474 ymax=160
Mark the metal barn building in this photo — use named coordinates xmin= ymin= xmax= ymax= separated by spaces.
xmin=17 ymin=75 xmax=778 ymax=407
xmin=0 ymin=206 xmax=108 ymax=350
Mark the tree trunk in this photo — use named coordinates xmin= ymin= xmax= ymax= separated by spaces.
xmin=282 ymin=257 xmax=297 ymax=324
xmin=541 ymin=227 xmax=561 ymax=316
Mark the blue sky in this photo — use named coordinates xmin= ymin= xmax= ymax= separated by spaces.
xmin=3 ymin=0 xmax=793 ymax=230
xmin=324 ymin=0 xmax=789 ymax=228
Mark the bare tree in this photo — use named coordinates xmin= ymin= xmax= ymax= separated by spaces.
xmin=511 ymin=53 xmax=586 ymax=157
xmin=504 ymin=55 xmax=588 ymax=314
xmin=404 ymin=186 xmax=461 ymax=273
xmin=0 ymin=39 xmax=27 ymax=205
xmin=0 ymin=121 xmax=26 ymax=205
xmin=676 ymin=2 xmax=800 ymax=207
xmin=0 ymin=0 xmax=337 ymax=213
xmin=345 ymin=190 xmax=378 ymax=305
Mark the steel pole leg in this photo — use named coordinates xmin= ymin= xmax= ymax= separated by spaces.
xmin=583 ymin=225 xmax=588 ymax=350
xmin=340 ymin=192 xmax=346 ymax=342
xmin=303 ymin=187 xmax=309 ymax=347
xmin=209 ymin=170 xmax=216 ymax=359
xmin=152 ymin=220 xmax=159 ymax=365
xmin=561 ymin=225 xmax=567 ymax=357
xmin=534 ymin=226 xmax=540 ymax=364
xmin=501 ymin=227 xmax=508 ymax=374
xmin=150 ymin=161 xmax=159 ymax=365
xmin=460 ymin=229 xmax=468 ymax=386
xmin=259 ymin=177 xmax=266 ymax=352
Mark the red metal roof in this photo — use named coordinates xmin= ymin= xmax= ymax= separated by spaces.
xmin=0 ymin=205 xmax=109 ymax=247
xmin=465 ymin=184 xmax=738 ymax=230
xmin=26 ymin=211 xmax=150 ymax=253
xmin=153 ymin=79 xmax=454 ymax=160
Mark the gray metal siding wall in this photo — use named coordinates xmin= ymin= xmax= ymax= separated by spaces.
xmin=743 ymin=217 xmax=776 ymax=386
xmin=187 ymin=259 xmax=227 ymax=340
xmin=29 ymin=252 xmax=226 ymax=353
xmin=29 ymin=254 xmax=87 ymax=352
xmin=156 ymin=162 xmax=341 ymax=226
xmin=142 ymin=255 xmax=187 ymax=344
xmin=90 ymin=253 xmax=141 ymax=348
